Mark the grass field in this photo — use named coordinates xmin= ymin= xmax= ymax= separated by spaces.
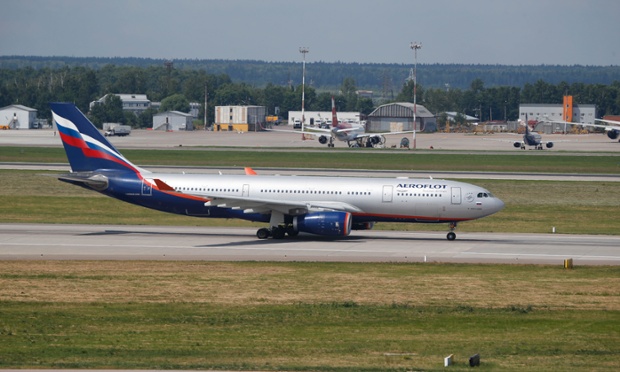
xmin=1 ymin=261 xmax=619 ymax=371
xmin=1 ymin=148 xmax=619 ymax=370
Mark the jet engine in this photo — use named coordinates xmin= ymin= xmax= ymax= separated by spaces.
xmin=293 ymin=211 xmax=352 ymax=236
xmin=513 ymin=142 xmax=522 ymax=148
xmin=608 ymin=129 xmax=620 ymax=140
xmin=318 ymin=135 xmax=328 ymax=144
xmin=546 ymin=142 xmax=554 ymax=148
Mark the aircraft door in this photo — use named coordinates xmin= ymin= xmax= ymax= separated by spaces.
xmin=451 ymin=187 xmax=461 ymax=204
xmin=242 ymin=184 xmax=249 ymax=197
xmin=382 ymin=185 xmax=393 ymax=203
xmin=142 ymin=179 xmax=153 ymax=196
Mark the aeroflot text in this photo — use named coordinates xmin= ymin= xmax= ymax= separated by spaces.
xmin=397 ymin=184 xmax=447 ymax=189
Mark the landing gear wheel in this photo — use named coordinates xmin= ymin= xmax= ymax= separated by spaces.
xmin=271 ymin=227 xmax=286 ymax=239
xmin=447 ymin=222 xmax=457 ymax=241
xmin=256 ymin=228 xmax=270 ymax=239
xmin=286 ymin=228 xmax=299 ymax=237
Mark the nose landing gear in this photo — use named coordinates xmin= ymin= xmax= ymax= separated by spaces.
xmin=447 ymin=222 xmax=457 ymax=241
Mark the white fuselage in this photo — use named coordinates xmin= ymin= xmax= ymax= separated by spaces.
xmin=146 ymin=173 xmax=504 ymax=222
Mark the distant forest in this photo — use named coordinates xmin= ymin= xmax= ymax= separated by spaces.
xmin=2 ymin=56 xmax=619 ymax=92
xmin=1 ymin=56 xmax=619 ymax=127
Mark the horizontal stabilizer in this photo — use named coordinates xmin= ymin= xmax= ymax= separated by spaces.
xmin=58 ymin=172 xmax=109 ymax=191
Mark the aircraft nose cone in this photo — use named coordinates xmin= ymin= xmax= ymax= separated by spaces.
xmin=494 ymin=198 xmax=505 ymax=213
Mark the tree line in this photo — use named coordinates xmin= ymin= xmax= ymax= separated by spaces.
xmin=3 ymin=56 xmax=619 ymax=91
xmin=1 ymin=63 xmax=619 ymax=128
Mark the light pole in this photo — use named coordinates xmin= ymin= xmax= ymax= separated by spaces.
xmin=410 ymin=41 xmax=422 ymax=150
xmin=299 ymin=47 xmax=309 ymax=139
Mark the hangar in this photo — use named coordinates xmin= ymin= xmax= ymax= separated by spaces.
xmin=0 ymin=104 xmax=39 ymax=129
xmin=153 ymin=111 xmax=194 ymax=131
xmin=366 ymin=103 xmax=436 ymax=133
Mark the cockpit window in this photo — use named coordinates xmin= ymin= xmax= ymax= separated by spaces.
xmin=477 ymin=192 xmax=493 ymax=198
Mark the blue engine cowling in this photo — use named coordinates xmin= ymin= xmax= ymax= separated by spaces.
xmin=608 ymin=129 xmax=620 ymax=140
xmin=293 ymin=211 xmax=352 ymax=236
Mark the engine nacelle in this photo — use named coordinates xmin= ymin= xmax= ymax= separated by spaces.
xmin=608 ymin=129 xmax=620 ymax=140
xmin=545 ymin=142 xmax=554 ymax=148
xmin=318 ymin=135 xmax=328 ymax=144
xmin=293 ymin=211 xmax=352 ymax=236
xmin=513 ymin=142 xmax=522 ymax=148
xmin=352 ymin=222 xmax=375 ymax=230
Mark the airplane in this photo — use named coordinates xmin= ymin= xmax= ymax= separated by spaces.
xmin=513 ymin=119 xmax=555 ymax=150
xmin=541 ymin=117 xmax=620 ymax=142
xmin=596 ymin=118 xmax=620 ymax=141
xmin=295 ymin=97 xmax=413 ymax=148
xmin=49 ymin=102 xmax=504 ymax=241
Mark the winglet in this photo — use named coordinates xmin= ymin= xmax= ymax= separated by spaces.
xmin=244 ymin=167 xmax=258 ymax=175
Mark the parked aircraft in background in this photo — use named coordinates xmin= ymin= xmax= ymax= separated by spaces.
xmin=50 ymin=102 xmax=504 ymax=241
xmin=301 ymin=97 xmax=413 ymax=148
xmin=542 ymin=117 xmax=620 ymax=143
xmin=596 ymin=119 xmax=620 ymax=142
xmin=513 ymin=120 xmax=555 ymax=150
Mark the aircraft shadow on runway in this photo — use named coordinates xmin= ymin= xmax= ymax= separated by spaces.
xmin=80 ymin=228 xmax=491 ymax=249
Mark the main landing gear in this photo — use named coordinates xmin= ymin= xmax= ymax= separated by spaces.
xmin=446 ymin=222 xmax=457 ymax=241
xmin=256 ymin=226 xmax=298 ymax=240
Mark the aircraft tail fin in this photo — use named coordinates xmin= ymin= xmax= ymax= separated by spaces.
xmin=331 ymin=96 xmax=339 ymax=128
xmin=50 ymin=102 xmax=143 ymax=174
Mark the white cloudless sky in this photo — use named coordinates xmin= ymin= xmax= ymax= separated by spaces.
xmin=2 ymin=0 xmax=619 ymax=65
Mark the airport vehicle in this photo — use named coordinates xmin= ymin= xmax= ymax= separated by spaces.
xmin=104 ymin=124 xmax=131 ymax=137
xmin=50 ymin=102 xmax=504 ymax=241
xmin=302 ymin=97 xmax=413 ymax=148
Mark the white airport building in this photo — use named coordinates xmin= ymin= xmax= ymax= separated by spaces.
xmin=153 ymin=111 xmax=194 ymax=131
xmin=0 ymin=104 xmax=41 ymax=129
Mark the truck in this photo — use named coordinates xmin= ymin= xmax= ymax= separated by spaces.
xmin=103 ymin=124 xmax=131 ymax=137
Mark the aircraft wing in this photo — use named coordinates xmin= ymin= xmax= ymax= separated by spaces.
xmin=596 ymin=118 xmax=620 ymax=127
xmin=544 ymin=119 xmax=618 ymax=131
xmin=201 ymin=194 xmax=364 ymax=215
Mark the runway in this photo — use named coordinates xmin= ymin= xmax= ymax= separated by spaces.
xmin=1 ymin=223 xmax=618 ymax=265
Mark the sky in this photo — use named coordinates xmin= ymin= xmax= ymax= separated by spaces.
xmin=2 ymin=0 xmax=619 ymax=66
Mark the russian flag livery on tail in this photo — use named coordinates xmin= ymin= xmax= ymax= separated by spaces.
xmin=51 ymin=103 xmax=142 ymax=173
xmin=50 ymin=102 xmax=504 ymax=240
